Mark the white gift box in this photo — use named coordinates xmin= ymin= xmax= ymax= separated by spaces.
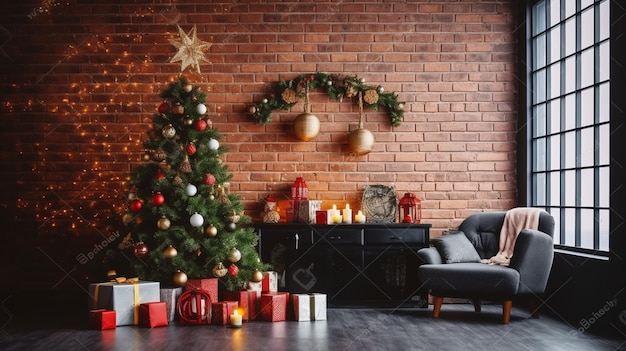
xmin=89 ymin=281 xmax=160 ymax=326
xmin=293 ymin=293 xmax=327 ymax=321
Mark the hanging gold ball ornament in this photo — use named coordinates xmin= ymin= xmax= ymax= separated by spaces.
xmin=162 ymin=124 xmax=176 ymax=139
xmin=205 ymin=224 xmax=218 ymax=237
xmin=293 ymin=112 xmax=320 ymax=141
xmin=228 ymin=248 xmax=242 ymax=263
xmin=212 ymin=262 xmax=228 ymax=278
xmin=348 ymin=127 xmax=375 ymax=155
xmin=251 ymin=269 xmax=264 ymax=283
xmin=122 ymin=213 xmax=134 ymax=225
xmin=173 ymin=270 xmax=188 ymax=287
xmin=163 ymin=245 xmax=178 ymax=259
xmin=157 ymin=216 xmax=171 ymax=230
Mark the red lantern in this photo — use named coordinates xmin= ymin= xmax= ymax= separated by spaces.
xmin=398 ymin=192 xmax=421 ymax=224
xmin=152 ymin=193 xmax=165 ymax=206
xmin=177 ymin=288 xmax=212 ymax=325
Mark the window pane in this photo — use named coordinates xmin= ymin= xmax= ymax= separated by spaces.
xmin=534 ymin=103 xmax=547 ymax=137
xmin=580 ymin=48 xmax=594 ymax=89
xmin=599 ymin=124 xmax=609 ymax=165
xmin=564 ymin=0 xmax=576 ymax=19
xmin=598 ymin=82 xmax=609 ymax=123
xmin=549 ymin=62 xmax=561 ymax=99
xmin=580 ymin=209 xmax=594 ymax=248
xmin=550 ymin=171 xmax=560 ymax=206
xmin=533 ymin=0 xmax=546 ymax=36
xmin=550 ymin=26 xmax=562 ymax=64
xmin=580 ymin=87 xmax=594 ymax=127
xmin=549 ymin=0 xmax=561 ymax=27
xmin=599 ymin=0 xmax=609 ymax=41
xmin=564 ymin=208 xmax=576 ymax=246
xmin=564 ymin=132 xmax=576 ymax=168
xmin=535 ymin=173 xmax=546 ymax=205
xmin=550 ymin=134 xmax=560 ymax=170
xmin=565 ymin=57 xmax=576 ymax=93
xmin=564 ymin=18 xmax=576 ymax=57
xmin=599 ymin=209 xmax=609 ymax=251
xmin=599 ymin=41 xmax=609 ymax=82
xmin=580 ymin=127 xmax=594 ymax=167
xmin=599 ymin=167 xmax=609 ymax=207
xmin=564 ymin=94 xmax=576 ymax=130
xmin=535 ymin=33 xmax=547 ymax=69
xmin=549 ymin=100 xmax=561 ymax=134
xmin=580 ymin=168 xmax=594 ymax=205
xmin=535 ymin=68 xmax=547 ymax=103
xmin=581 ymin=8 xmax=595 ymax=50
xmin=535 ymin=137 xmax=547 ymax=171
xmin=564 ymin=170 xmax=576 ymax=206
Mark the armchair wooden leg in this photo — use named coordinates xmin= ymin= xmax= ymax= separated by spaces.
xmin=472 ymin=299 xmax=482 ymax=313
xmin=502 ymin=300 xmax=513 ymax=324
xmin=433 ymin=296 xmax=443 ymax=318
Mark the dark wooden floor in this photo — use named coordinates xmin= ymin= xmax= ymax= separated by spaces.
xmin=1 ymin=303 xmax=624 ymax=351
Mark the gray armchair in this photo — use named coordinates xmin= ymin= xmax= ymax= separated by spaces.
xmin=417 ymin=210 xmax=555 ymax=324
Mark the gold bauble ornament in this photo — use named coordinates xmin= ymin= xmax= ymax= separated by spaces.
xmin=293 ymin=112 xmax=320 ymax=141
xmin=228 ymin=248 xmax=242 ymax=263
xmin=251 ymin=269 xmax=263 ymax=283
xmin=163 ymin=245 xmax=178 ymax=259
xmin=122 ymin=213 xmax=133 ymax=225
xmin=173 ymin=270 xmax=188 ymax=287
xmin=162 ymin=124 xmax=176 ymax=139
xmin=183 ymin=116 xmax=194 ymax=126
xmin=157 ymin=216 xmax=171 ymax=231
xmin=205 ymin=224 xmax=218 ymax=237
xmin=348 ymin=127 xmax=375 ymax=155
xmin=212 ymin=262 xmax=228 ymax=277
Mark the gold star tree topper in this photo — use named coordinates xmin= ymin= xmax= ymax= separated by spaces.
xmin=169 ymin=25 xmax=212 ymax=73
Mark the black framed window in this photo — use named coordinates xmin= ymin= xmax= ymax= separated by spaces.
xmin=529 ymin=0 xmax=610 ymax=252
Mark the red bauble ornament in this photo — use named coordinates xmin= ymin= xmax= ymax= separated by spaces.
xmin=194 ymin=119 xmax=207 ymax=131
xmin=156 ymin=170 xmax=165 ymax=180
xmin=186 ymin=142 xmax=197 ymax=156
xmin=203 ymin=173 xmax=216 ymax=185
xmin=228 ymin=263 xmax=239 ymax=277
xmin=130 ymin=199 xmax=143 ymax=212
xmin=152 ymin=193 xmax=165 ymax=206
xmin=134 ymin=242 xmax=148 ymax=258
xmin=158 ymin=102 xmax=169 ymax=114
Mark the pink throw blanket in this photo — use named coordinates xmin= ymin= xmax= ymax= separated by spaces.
xmin=482 ymin=207 xmax=542 ymax=266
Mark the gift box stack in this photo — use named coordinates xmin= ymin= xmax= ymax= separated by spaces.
xmin=257 ymin=271 xmax=291 ymax=322
xmin=88 ymin=279 xmax=163 ymax=329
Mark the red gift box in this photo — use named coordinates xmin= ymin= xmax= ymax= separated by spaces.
xmin=261 ymin=271 xmax=278 ymax=292
xmin=247 ymin=289 xmax=262 ymax=320
xmin=211 ymin=301 xmax=238 ymax=325
xmin=185 ymin=278 xmax=218 ymax=303
xmin=139 ymin=302 xmax=168 ymax=328
xmin=260 ymin=292 xmax=289 ymax=322
xmin=223 ymin=291 xmax=250 ymax=321
xmin=89 ymin=309 xmax=116 ymax=330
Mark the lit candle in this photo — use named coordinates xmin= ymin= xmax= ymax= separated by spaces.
xmin=230 ymin=308 xmax=242 ymax=328
xmin=332 ymin=213 xmax=341 ymax=224
xmin=343 ymin=204 xmax=352 ymax=224
xmin=355 ymin=210 xmax=366 ymax=223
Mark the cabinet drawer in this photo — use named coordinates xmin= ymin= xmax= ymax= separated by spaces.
xmin=364 ymin=227 xmax=427 ymax=245
xmin=316 ymin=227 xmax=363 ymax=245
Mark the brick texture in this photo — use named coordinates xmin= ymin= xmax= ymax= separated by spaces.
xmin=0 ymin=1 xmax=519 ymax=288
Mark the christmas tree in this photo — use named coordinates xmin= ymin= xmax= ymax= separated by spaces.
xmin=107 ymin=77 xmax=267 ymax=292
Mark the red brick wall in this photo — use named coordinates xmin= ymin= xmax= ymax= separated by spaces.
xmin=0 ymin=1 xmax=519 ymax=287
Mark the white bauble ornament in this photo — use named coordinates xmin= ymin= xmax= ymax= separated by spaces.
xmin=196 ymin=103 xmax=207 ymax=115
xmin=185 ymin=184 xmax=198 ymax=196
xmin=190 ymin=213 xmax=204 ymax=227
xmin=208 ymin=138 xmax=219 ymax=150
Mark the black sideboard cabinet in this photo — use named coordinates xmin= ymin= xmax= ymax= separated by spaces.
xmin=256 ymin=223 xmax=431 ymax=307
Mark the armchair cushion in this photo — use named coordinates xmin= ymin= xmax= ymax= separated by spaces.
xmin=418 ymin=263 xmax=520 ymax=295
xmin=430 ymin=232 xmax=482 ymax=264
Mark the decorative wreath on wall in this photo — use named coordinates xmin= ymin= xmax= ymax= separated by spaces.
xmin=249 ymin=72 xmax=405 ymax=127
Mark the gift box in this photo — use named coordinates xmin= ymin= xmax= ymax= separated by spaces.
xmin=185 ymin=278 xmax=218 ymax=303
xmin=223 ymin=291 xmax=250 ymax=321
xmin=160 ymin=287 xmax=183 ymax=322
xmin=89 ymin=280 xmax=160 ymax=326
xmin=297 ymin=200 xmax=322 ymax=224
xmin=211 ymin=301 xmax=239 ymax=325
xmin=139 ymin=302 xmax=168 ymax=328
xmin=293 ymin=293 xmax=327 ymax=321
xmin=247 ymin=289 xmax=262 ymax=320
xmin=89 ymin=309 xmax=116 ymax=330
xmin=262 ymin=271 xmax=278 ymax=292
xmin=260 ymin=292 xmax=289 ymax=322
